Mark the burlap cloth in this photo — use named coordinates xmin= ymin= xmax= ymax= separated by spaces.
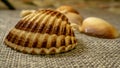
xmin=0 ymin=9 xmax=120 ymax=68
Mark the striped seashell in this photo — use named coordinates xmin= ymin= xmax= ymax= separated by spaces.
xmin=4 ymin=9 xmax=77 ymax=54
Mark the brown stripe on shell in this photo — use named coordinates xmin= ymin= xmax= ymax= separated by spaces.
xmin=50 ymin=48 xmax=56 ymax=53
xmin=32 ymin=39 xmax=38 ymax=48
xmin=46 ymin=34 xmax=57 ymax=48
xmin=36 ymin=9 xmax=52 ymax=13
xmin=21 ymin=32 xmax=31 ymax=47
xmin=15 ymin=20 xmax=23 ymax=28
xmin=31 ymin=23 xmax=39 ymax=32
xmin=37 ymin=23 xmax=45 ymax=33
xmin=43 ymin=12 xmax=57 ymax=34
xmin=74 ymin=37 xmax=77 ymax=43
xmin=56 ymin=12 xmax=62 ymax=18
xmin=31 ymin=32 xmax=39 ymax=48
xmin=71 ymin=28 xmax=75 ymax=36
xmin=26 ymin=33 xmax=33 ymax=48
xmin=41 ymin=34 xmax=48 ymax=48
xmin=66 ymin=24 xmax=71 ymax=36
xmin=23 ymin=38 xmax=30 ymax=47
xmin=40 ymin=49 xmax=46 ymax=54
xmin=45 ymin=24 xmax=52 ymax=33
xmin=36 ymin=34 xmax=42 ymax=48
xmin=11 ymin=35 xmax=18 ymax=43
xmin=17 ymin=36 xmax=25 ymax=46
xmin=56 ymin=35 xmax=65 ymax=47
xmin=59 ymin=20 xmax=67 ymax=35
xmin=45 ymin=10 xmax=54 ymax=15
xmin=69 ymin=37 xmax=72 ymax=44
xmin=16 ymin=13 xmax=35 ymax=30
xmin=61 ymin=36 xmax=65 ymax=46
xmin=50 ymin=35 xmax=57 ymax=47
xmin=51 ymin=23 xmax=60 ymax=35
xmin=63 ymin=25 xmax=66 ymax=35
xmin=29 ymin=10 xmax=53 ymax=33
xmin=26 ymin=21 xmax=34 ymax=31
xmin=40 ymin=12 xmax=55 ymax=33
xmin=51 ymin=11 xmax=59 ymax=16
xmin=61 ymin=14 xmax=68 ymax=21
xmin=8 ymin=29 xmax=19 ymax=44
xmin=31 ymin=11 xmax=52 ymax=32
xmin=6 ymin=32 xmax=13 ymax=41
xmin=65 ymin=36 xmax=71 ymax=46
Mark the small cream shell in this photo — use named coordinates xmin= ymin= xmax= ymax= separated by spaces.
xmin=79 ymin=17 xmax=119 ymax=38
xmin=20 ymin=10 xmax=35 ymax=17
xmin=56 ymin=5 xmax=79 ymax=14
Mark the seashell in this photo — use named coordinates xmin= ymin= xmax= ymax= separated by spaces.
xmin=79 ymin=17 xmax=119 ymax=38
xmin=4 ymin=9 xmax=77 ymax=54
xmin=56 ymin=5 xmax=79 ymax=14
xmin=64 ymin=12 xmax=83 ymax=30
xmin=56 ymin=5 xmax=83 ymax=30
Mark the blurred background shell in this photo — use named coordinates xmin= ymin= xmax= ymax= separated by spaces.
xmin=4 ymin=9 xmax=77 ymax=54
xmin=79 ymin=17 xmax=119 ymax=39
xmin=56 ymin=5 xmax=83 ymax=30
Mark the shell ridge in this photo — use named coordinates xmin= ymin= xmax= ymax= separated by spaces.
xmin=33 ymin=12 xmax=48 ymax=33
xmin=40 ymin=34 xmax=48 ymax=48
xmin=41 ymin=12 xmax=54 ymax=33
xmin=8 ymin=29 xmax=20 ymax=44
xmin=27 ymin=13 xmax=41 ymax=32
xmin=18 ymin=13 xmax=35 ymax=30
xmin=45 ymin=14 xmax=56 ymax=34
xmin=5 ymin=39 xmax=77 ymax=54
xmin=51 ymin=17 xmax=61 ymax=35
xmin=27 ymin=13 xmax=42 ymax=32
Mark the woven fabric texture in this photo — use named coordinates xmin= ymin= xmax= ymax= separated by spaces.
xmin=0 ymin=10 xmax=120 ymax=68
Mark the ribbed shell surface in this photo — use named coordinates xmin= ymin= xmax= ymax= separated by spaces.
xmin=4 ymin=9 xmax=77 ymax=54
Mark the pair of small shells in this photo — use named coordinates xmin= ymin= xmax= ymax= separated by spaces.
xmin=56 ymin=5 xmax=119 ymax=39
xmin=4 ymin=9 xmax=77 ymax=54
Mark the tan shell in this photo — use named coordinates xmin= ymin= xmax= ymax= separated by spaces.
xmin=4 ymin=9 xmax=77 ymax=54
xmin=56 ymin=5 xmax=79 ymax=14
xmin=56 ymin=5 xmax=83 ymax=30
xmin=79 ymin=17 xmax=119 ymax=38
xmin=64 ymin=12 xmax=83 ymax=30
